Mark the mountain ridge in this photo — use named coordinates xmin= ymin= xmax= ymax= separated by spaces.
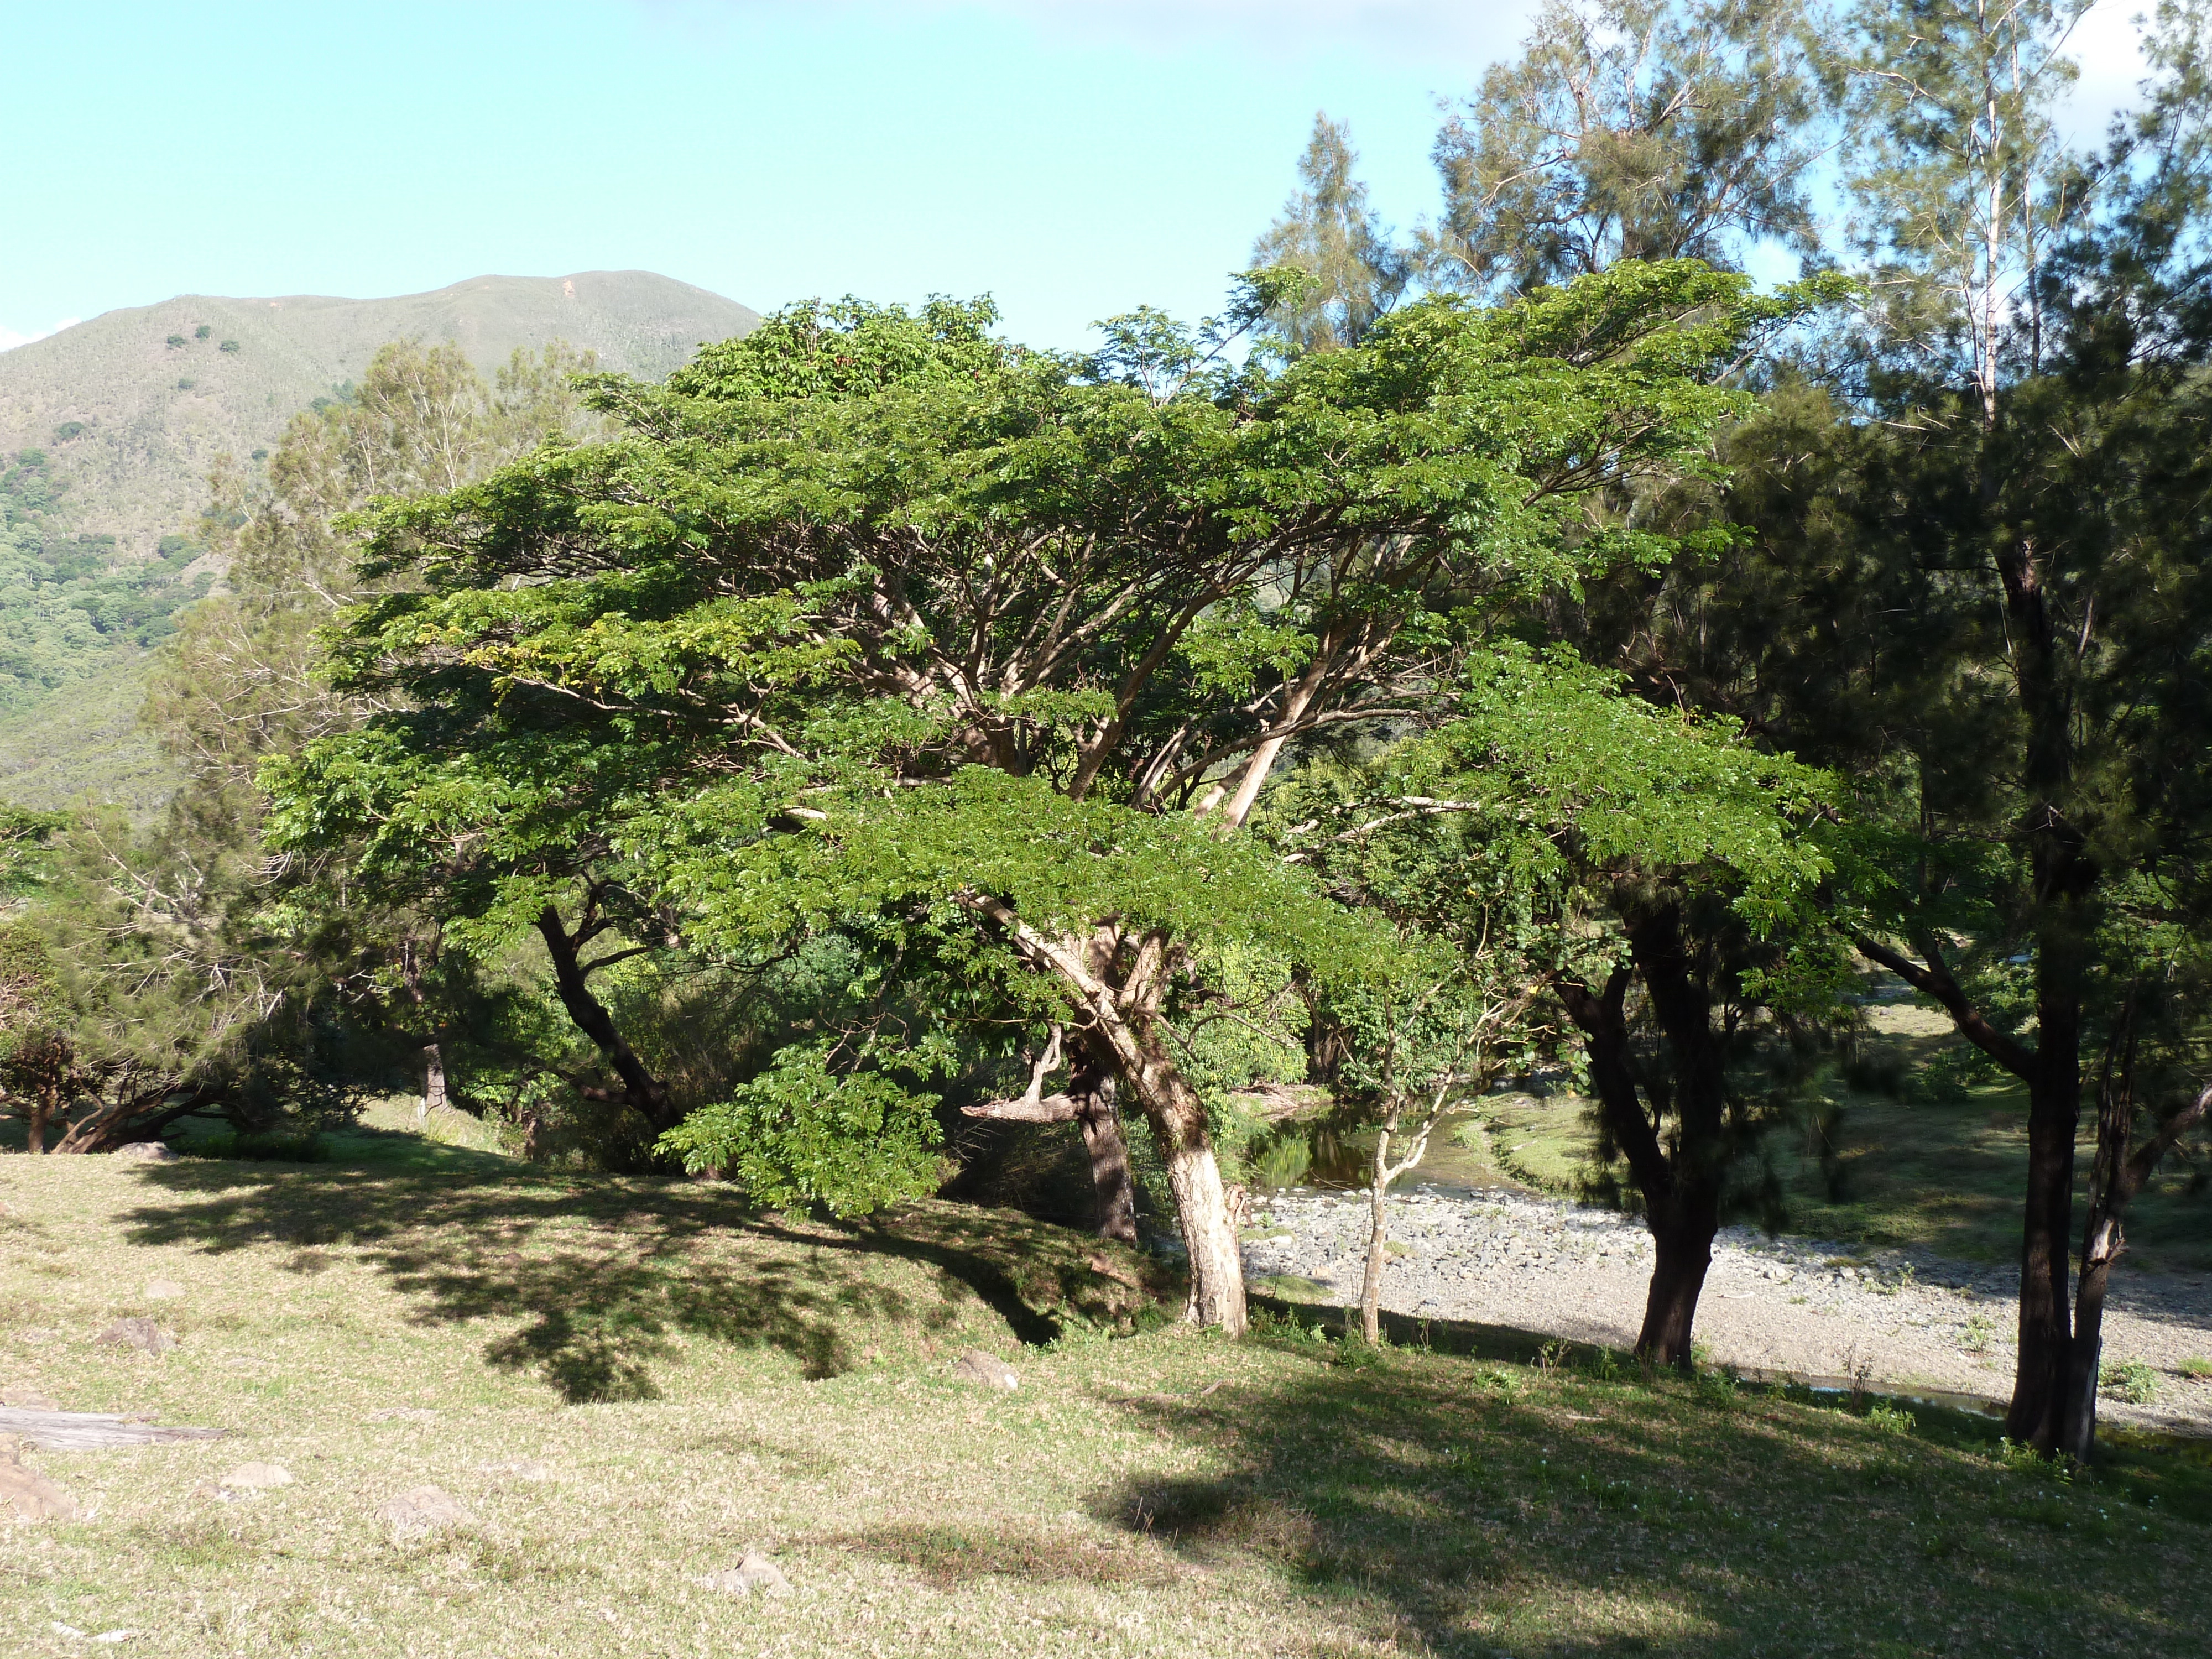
xmin=0 ymin=269 xmax=759 ymax=555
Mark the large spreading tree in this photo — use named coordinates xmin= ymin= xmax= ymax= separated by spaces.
xmin=266 ymin=265 xmax=1806 ymax=1330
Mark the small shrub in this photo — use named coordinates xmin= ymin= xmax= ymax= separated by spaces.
xmin=2178 ymin=1355 xmax=2212 ymax=1380
xmin=1866 ymin=1402 xmax=1916 ymax=1436
xmin=1996 ymin=1437 xmax=2075 ymax=1483
xmin=175 ymin=378 xmax=196 ymax=391
xmin=218 ymin=340 xmax=239 ymax=353
xmin=165 ymin=333 xmax=187 ymax=348
xmin=2102 ymin=1358 xmax=2160 ymax=1405
xmin=51 ymin=421 xmax=84 ymax=443
xmin=194 ymin=324 xmax=211 ymax=341
xmin=1579 ymin=1347 xmax=1624 ymax=1383
xmin=1961 ymin=1312 xmax=1995 ymax=1351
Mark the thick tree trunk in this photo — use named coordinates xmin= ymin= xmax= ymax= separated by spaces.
xmin=1639 ymin=1201 xmax=1718 ymax=1370
xmin=1137 ymin=1048 xmax=1248 ymax=1333
xmin=27 ymin=1087 xmax=53 ymax=1155
xmin=1070 ymin=1060 xmax=1139 ymax=1245
xmin=963 ymin=899 xmax=1246 ymax=1332
xmin=535 ymin=905 xmax=675 ymax=1134
xmin=1559 ymin=902 xmax=1732 ymax=1375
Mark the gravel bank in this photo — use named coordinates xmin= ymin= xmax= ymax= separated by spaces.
xmin=1241 ymin=1184 xmax=2212 ymax=1436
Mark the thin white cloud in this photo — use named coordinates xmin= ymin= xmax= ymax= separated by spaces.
xmin=0 ymin=317 xmax=80 ymax=353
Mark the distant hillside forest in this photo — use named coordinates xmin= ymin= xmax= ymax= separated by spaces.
xmin=0 ymin=446 xmax=212 ymax=711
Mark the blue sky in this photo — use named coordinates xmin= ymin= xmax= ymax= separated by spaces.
xmin=1 ymin=0 xmax=2152 ymax=354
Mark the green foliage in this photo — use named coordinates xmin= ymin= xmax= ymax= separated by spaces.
xmin=658 ymin=1041 xmax=943 ymax=1215
xmin=0 ymin=450 xmax=213 ymax=710
xmin=2101 ymin=1359 xmax=2161 ymax=1405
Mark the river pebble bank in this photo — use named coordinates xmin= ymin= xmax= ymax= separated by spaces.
xmin=1239 ymin=1183 xmax=2212 ymax=1436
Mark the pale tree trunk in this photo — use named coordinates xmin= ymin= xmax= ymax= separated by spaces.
xmin=1358 ymin=1079 xmax=1457 ymax=1345
xmin=963 ymin=898 xmax=1246 ymax=1332
xmin=419 ymin=1042 xmax=447 ymax=1119
xmin=1360 ymin=1112 xmax=1397 ymax=1345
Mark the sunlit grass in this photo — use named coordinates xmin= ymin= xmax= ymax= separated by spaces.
xmin=0 ymin=1142 xmax=2204 ymax=1657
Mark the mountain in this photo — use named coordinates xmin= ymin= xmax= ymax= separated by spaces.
xmin=0 ymin=270 xmax=759 ymax=556
xmin=0 ymin=270 xmax=757 ymax=814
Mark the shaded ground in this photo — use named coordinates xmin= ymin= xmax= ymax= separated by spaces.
xmin=0 ymin=1143 xmax=2205 ymax=1657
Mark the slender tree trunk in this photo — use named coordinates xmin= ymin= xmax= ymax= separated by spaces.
xmin=2007 ymin=964 xmax=2083 ymax=1450
xmin=420 ymin=1043 xmax=447 ymax=1118
xmin=1360 ymin=1110 xmax=1399 ymax=1345
xmin=2062 ymin=1232 xmax=2117 ymax=1463
xmin=535 ymin=905 xmax=675 ymax=1134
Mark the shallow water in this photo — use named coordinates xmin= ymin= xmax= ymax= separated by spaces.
xmin=1253 ymin=1110 xmax=1523 ymax=1198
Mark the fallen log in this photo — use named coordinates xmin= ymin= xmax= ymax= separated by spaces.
xmin=0 ymin=1407 xmax=226 ymax=1451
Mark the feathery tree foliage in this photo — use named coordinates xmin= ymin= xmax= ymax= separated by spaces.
xmin=1432 ymin=0 xmax=1833 ymax=296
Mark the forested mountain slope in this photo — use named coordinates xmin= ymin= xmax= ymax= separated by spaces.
xmin=0 ymin=270 xmax=756 ymax=809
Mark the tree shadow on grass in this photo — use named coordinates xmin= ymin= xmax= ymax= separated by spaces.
xmin=1074 ymin=1329 xmax=2199 ymax=1657
xmin=114 ymin=1163 xmax=1161 ymax=1402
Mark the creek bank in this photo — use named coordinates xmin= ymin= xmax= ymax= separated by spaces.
xmin=1239 ymin=1183 xmax=2212 ymax=1436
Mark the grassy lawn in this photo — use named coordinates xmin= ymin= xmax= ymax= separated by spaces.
xmin=1468 ymin=995 xmax=2212 ymax=1274
xmin=1 ymin=1137 xmax=2206 ymax=1658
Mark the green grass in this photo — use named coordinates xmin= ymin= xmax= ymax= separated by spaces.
xmin=1 ymin=1133 xmax=2207 ymax=1656
xmin=1464 ymin=995 xmax=2212 ymax=1272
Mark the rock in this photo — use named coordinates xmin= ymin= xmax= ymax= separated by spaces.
xmin=952 ymin=1350 xmax=1019 ymax=1392
xmin=219 ymin=1462 xmax=293 ymax=1490
xmin=92 ymin=1318 xmax=175 ymax=1355
xmin=379 ymin=1484 xmax=469 ymax=1537
xmin=0 ymin=1451 xmax=79 ymax=1522
xmin=141 ymin=1280 xmax=185 ymax=1302
xmin=0 ymin=1386 xmax=58 ymax=1410
xmin=112 ymin=1142 xmax=179 ymax=1163
xmin=700 ymin=1549 xmax=793 ymax=1598
xmin=479 ymin=1458 xmax=550 ymax=1481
